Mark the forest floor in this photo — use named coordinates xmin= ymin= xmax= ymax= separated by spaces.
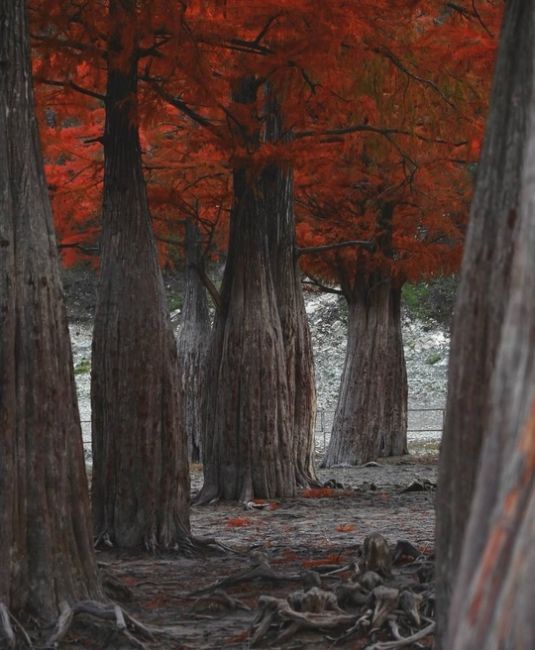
xmin=66 ymin=456 xmax=437 ymax=650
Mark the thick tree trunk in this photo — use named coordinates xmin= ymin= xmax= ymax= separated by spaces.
xmin=0 ymin=0 xmax=100 ymax=622
xmin=200 ymin=79 xmax=318 ymax=501
xmin=435 ymin=2 xmax=533 ymax=643
xmin=177 ymin=220 xmax=210 ymax=463
xmin=200 ymin=157 xmax=296 ymax=501
xmin=263 ymin=95 xmax=318 ymax=487
xmin=322 ymin=277 xmax=408 ymax=467
xmin=444 ymin=19 xmax=535 ymax=645
xmin=91 ymin=0 xmax=189 ymax=548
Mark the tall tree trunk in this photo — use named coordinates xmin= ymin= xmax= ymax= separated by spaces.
xmin=177 ymin=219 xmax=210 ymax=463
xmin=322 ymin=276 xmax=408 ymax=467
xmin=200 ymin=163 xmax=296 ymax=501
xmin=435 ymin=2 xmax=533 ymax=643
xmin=263 ymin=92 xmax=318 ymax=487
xmin=0 ymin=0 xmax=100 ymax=623
xmin=91 ymin=0 xmax=190 ymax=549
xmin=200 ymin=78 xmax=319 ymax=501
xmin=443 ymin=9 xmax=535 ymax=644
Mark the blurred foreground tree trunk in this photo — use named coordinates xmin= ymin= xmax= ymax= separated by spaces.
xmin=436 ymin=1 xmax=535 ymax=646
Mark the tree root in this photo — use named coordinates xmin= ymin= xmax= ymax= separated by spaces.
xmin=0 ymin=603 xmax=16 ymax=649
xmin=0 ymin=603 xmax=32 ymax=649
xmin=246 ymin=535 xmax=436 ymax=648
xmin=365 ymin=619 xmax=436 ymax=649
xmin=251 ymin=590 xmax=357 ymax=646
xmin=190 ymin=589 xmax=252 ymax=614
xmin=186 ymin=552 xmax=319 ymax=597
xmin=45 ymin=600 xmax=156 ymax=649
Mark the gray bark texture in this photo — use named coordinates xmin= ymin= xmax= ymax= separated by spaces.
xmin=435 ymin=2 xmax=534 ymax=644
xmin=445 ymin=39 xmax=535 ymax=646
xmin=200 ymin=78 xmax=319 ymax=501
xmin=264 ymin=92 xmax=318 ymax=487
xmin=322 ymin=276 xmax=408 ymax=467
xmin=200 ymin=161 xmax=296 ymax=502
xmin=177 ymin=220 xmax=210 ymax=463
xmin=91 ymin=0 xmax=190 ymax=548
xmin=0 ymin=0 xmax=100 ymax=622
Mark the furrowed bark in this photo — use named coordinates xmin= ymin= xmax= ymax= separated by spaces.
xmin=263 ymin=89 xmax=318 ymax=487
xmin=322 ymin=276 xmax=408 ymax=467
xmin=200 ymin=78 xmax=319 ymax=500
xmin=435 ymin=2 xmax=533 ymax=643
xmin=177 ymin=219 xmax=210 ymax=463
xmin=0 ymin=0 xmax=100 ymax=622
xmin=91 ymin=0 xmax=190 ymax=548
xmin=200 ymin=161 xmax=296 ymax=502
xmin=441 ymin=4 xmax=535 ymax=643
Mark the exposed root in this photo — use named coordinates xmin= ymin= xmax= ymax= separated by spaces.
xmin=0 ymin=603 xmax=33 ymax=649
xmin=246 ymin=535 xmax=436 ymax=648
xmin=0 ymin=603 xmax=16 ymax=649
xmin=250 ymin=590 xmax=357 ymax=646
xmin=45 ymin=600 xmax=155 ymax=649
xmin=192 ymin=483 xmax=220 ymax=506
xmin=190 ymin=535 xmax=244 ymax=557
xmin=190 ymin=589 xmax=252 ymax=615
xmin=371 ymin=586 xmax=399 ymax=630
xmin=365 ymin=619 xmax=436 ymax=649
xmin=187 ymin=552 xmax=319 ymax=597
xmin=101 ymin=571 xmax=134 ymax=602
xmin=361 ymin=533 xmax=392 ymax=576
xmin=7 ymin=611 xmax=32 ymax=648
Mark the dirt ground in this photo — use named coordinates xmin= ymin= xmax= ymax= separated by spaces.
xmin=66 ymin=456 xmax=437 ymax=650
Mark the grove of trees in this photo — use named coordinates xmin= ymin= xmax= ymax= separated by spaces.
xmin=3 ymin=0 xmax=535 ymax=647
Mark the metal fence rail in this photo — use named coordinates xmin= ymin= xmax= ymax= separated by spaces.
xmin=313 ymin=407 xmax=444 ymax=453
xmin=81 ymin=406 xmax=445 ymax=456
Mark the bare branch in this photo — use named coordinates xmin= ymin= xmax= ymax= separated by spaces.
xmin=375 ymin=47 xmax=457 ymax=110
xmin=137 ymin=34 xmax=173 ymax=59
xmin=191 ymin=263 xmax=221 ymax=310
xmin=294 ymin=123 xmax=465 ymax=147
xmin=58 ymin=241 xmax=99 ymax=254
xmin=254 ymin=14 xmax=281 ymax=44
xmin=302 ymin=276 xmax=343 ymax=296
xmin=30 ymin=33 xmax=105 ymax=57
xmin=297 ymin=239 xmax=375 ymax=256
xmin=37 ymin=77 xmax=105 ymax=102
xmin=471 ymin=0 xmax=494 ymax=37
xmin=139 ymin=75 xmax=216 ymax=131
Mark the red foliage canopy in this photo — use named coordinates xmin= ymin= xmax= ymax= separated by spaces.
xmin=30 ymin=0 xmax=502 ymax=276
